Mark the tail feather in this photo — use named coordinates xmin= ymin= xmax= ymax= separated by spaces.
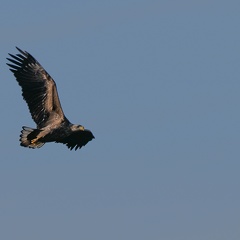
xmin=20 ymin=126 xmax=45 ymax=149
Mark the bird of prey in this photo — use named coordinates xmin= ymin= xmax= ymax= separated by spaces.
xmin=7 ymin=47 xmax=94 ymax=150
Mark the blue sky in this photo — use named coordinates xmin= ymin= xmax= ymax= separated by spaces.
xmin=0 ymin=1 xmax=240 ymax=239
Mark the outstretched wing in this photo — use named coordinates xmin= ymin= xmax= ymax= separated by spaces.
xmin=57 ymin=130 xmax=95 ymax=151
xmin=7 ymin=47 xmax=65 ymax=128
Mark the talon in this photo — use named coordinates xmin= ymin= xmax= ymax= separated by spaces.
xmin=31 ymin=138 xmax=38 ymax=144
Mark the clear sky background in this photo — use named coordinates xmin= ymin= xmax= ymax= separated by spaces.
xmin=0 ymin=1 xmax=240 ymax=239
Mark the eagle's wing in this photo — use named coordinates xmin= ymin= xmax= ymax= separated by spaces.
xmin=7 ymin=47 xmax=65 ymax=128
xmin=57 ymin=130 xmax=95 ymax=150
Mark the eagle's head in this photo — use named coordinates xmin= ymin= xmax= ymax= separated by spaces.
xmin=71 ymin=124 xmax=85 ymax=131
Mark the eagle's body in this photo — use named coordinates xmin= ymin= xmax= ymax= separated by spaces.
xmin=7 ymin=47 xmax=94 ymax=150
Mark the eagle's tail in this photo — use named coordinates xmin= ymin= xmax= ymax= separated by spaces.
xmin=20 ymin=126 xmax=45 ymax=149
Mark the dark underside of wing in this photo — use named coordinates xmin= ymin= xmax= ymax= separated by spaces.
xmin=6 ymin=47 xmax=64 ymax=127
xmin=57 ymin=130 xmax=95 ymax=151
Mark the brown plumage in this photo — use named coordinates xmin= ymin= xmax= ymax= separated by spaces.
xmin=7 ymin=47 xmax=94 ymax=150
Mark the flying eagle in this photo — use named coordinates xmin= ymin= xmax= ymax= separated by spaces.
xmin=7 ymin=47 xmax=94 ymax=150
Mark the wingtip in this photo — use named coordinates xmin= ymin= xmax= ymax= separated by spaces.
xmin=7 ymin=47 xmax=26 ymax=58
xmin=15 ymin=46 xmax=25 ymax=55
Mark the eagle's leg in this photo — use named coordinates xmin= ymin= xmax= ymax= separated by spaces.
xmin=20 ymin=126 xmax=45 ymax=149
xmin=30 ymin=137 xmax=40 ymax=145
